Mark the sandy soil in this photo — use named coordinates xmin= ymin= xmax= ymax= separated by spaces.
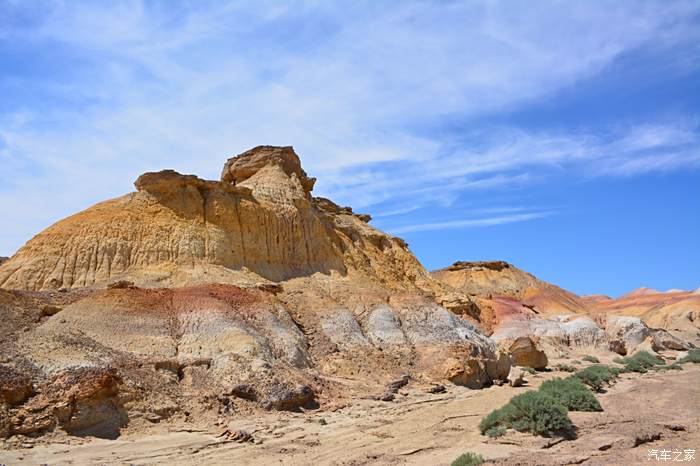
xmin=1 ymin=365 xmax=699 ymax=466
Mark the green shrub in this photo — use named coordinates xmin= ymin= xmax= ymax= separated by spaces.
xmin=582 ymin=355 xmax=600 ymax=363
xmin=609 ymin=366 xmax=625 ymax=376
xmin=572 ymin=360 xmax=581 ymax=365
xmin=573 ymin=365 xmax=619 ymax=392
xmin=556 ymin=364 xmax=577 ymax=373
xmin=479 ymin=391 xmax=573 ymax=437
xmin=539 ymin=378 xmax=602 ymax=412
xmin=656 ymin=362 xmax=683 ymax=371
xmin=451 ymin=452 xmax=485 ymax=466
xmin=678 ymin=349 xmax=700 ymax=364
xmin=612 ymin=356 xmax=625 ymax=364
xmin=521 ymin=366 xmax=537 ymax=375
xmin=485 ymin=426 xmax=506 ymax=438
xmin=617 ymin=351 xmax=665 ymax=373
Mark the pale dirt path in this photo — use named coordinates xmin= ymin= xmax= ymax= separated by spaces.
xmin=2 ymin=365 xmax=699 ymax=466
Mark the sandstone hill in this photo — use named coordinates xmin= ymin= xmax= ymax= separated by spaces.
xmin=0 ymin=146 xmax=429 ymax=292
xmin=432 ymin=261 xmax=697 ymax=355
xmin=0 ymin=147 xmax=509 ymax=439
xmin=432 ymin=260 xmax=587 ymax=316
xmin=582 ymin=288 xmax=700 ymax=346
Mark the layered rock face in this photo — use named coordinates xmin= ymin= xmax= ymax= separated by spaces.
xmin=0 ymin=146 xmax=427 ymax=291
xmin=433 ymin=261 xmax=697 ymax=354
xmin=583 ymin=288 xmax=700 ymax=346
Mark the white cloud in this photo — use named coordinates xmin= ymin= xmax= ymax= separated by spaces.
xmin=0 ymin=1 xmax=699 ymax=253
xmin=388 ymin=212 xmax=552 ymax=234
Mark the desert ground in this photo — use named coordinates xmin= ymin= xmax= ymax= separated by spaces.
xmin=2 ymin=357 xmax=698 ymax=466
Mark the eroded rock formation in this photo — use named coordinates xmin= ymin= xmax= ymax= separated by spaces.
xmin=0 ymin=146 xmax=694 ymax=442
xmin=0 ymin=146 xmax=427 ymax=291
xmin=0 ymin=147 xmax=507 ymax=439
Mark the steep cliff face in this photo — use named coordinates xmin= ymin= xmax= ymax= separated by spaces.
xmin=0 ymin=146 xmax=428 ymax=291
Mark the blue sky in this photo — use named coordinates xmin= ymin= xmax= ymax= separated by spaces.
xmin=1 ymin=1 xmax=699 ymax=296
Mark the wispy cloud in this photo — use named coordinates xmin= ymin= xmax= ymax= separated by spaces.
xmin=388 ymin=212 xmax=552 ymax=234
xmin=0 ymin=1 xmax=699 ymax=253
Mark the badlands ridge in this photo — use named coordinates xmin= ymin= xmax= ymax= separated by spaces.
xmin=0 ymin=146 xmax=697 ymax=441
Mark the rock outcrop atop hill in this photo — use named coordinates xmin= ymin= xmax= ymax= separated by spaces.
xmin=0 ymin=146 xmax=427 ymax=291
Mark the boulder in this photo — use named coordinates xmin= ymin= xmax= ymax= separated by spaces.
xmin=0 ymin=364 xmax=33 ymax=405
xmin=5 ymin=366 xmax=126 ymax=439
xmin=501 ymin=336 xmax=548 ymax=370
xmin=261 ymin=382 xmax=317 ymax=412
xmin=605 ymin=316 xmax=651 ymax=353
xmin=508 ymin=366 xmax=525 ymax=387
xmin=652 ymin=329 xmax=692 ymax=351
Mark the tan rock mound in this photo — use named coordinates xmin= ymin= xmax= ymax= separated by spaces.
xmin=497 ymin=336 xmax=548 ymax=370
xmin=0 ymin=146 xmax=428 ymax=291
xmin=432 ymin=261 xmax=588 ymax=316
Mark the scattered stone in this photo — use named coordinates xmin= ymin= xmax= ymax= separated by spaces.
xmin=427 ymin=384 xmax=446 ymax=394
xmin=386 ymin=374 xmax=410 ymax=393
xmin=107 ymin=280 xmax=135 ymax=289
xmin=632 ymin=428 xmax=662 ymax=447
xmin=377 ymin=374 xmax=411 ymax=401
xmin=262 ymin=383 xmax=316 ymax=412
xmin=230 ymin=384 xmax=257 ymax=401
xmin=218 ymin=429 xmax=253 ymax=443
xmin=659 ymin=422 xmax=687 ymax=432
xmin=254 ymin=283 xmax=283 ymax=294
xmin=507 ymin=367 xmax=525 ymax=387
xmin=41 ymin=304 xmax=62 ymax=316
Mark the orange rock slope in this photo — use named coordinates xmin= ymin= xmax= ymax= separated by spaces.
xmin=583 ymin=288 xmax=700 ymax=344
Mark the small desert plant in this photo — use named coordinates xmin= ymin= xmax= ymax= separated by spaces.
xmin=556 ymin=364 xmax=576 ymax=373
xmin=485 ymin=426 xmax=506 ymax=438
xmin=656 ymin=362 xmax=683 ymax=371
xmin=521 ymin=366 xmax=537 ymax=375
xmin=479 ymin=390 xmax=573 ymax=437
xmin=582 ymin=355 xmax=600 ymax=363
xmin=617 ymin=351 xmax=665 ymax=373
xmin=572 ymin=360 xmax=581 ymax=365
xmin=539 ymin=377 xmax=602 ymax=412
xmin=678 ymin=349 xmax=700 ymax=364
xmin=573 ymin=365 xmax=619 ymax=392
xmin=451 ymin=452 xmax=485 ymax=466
